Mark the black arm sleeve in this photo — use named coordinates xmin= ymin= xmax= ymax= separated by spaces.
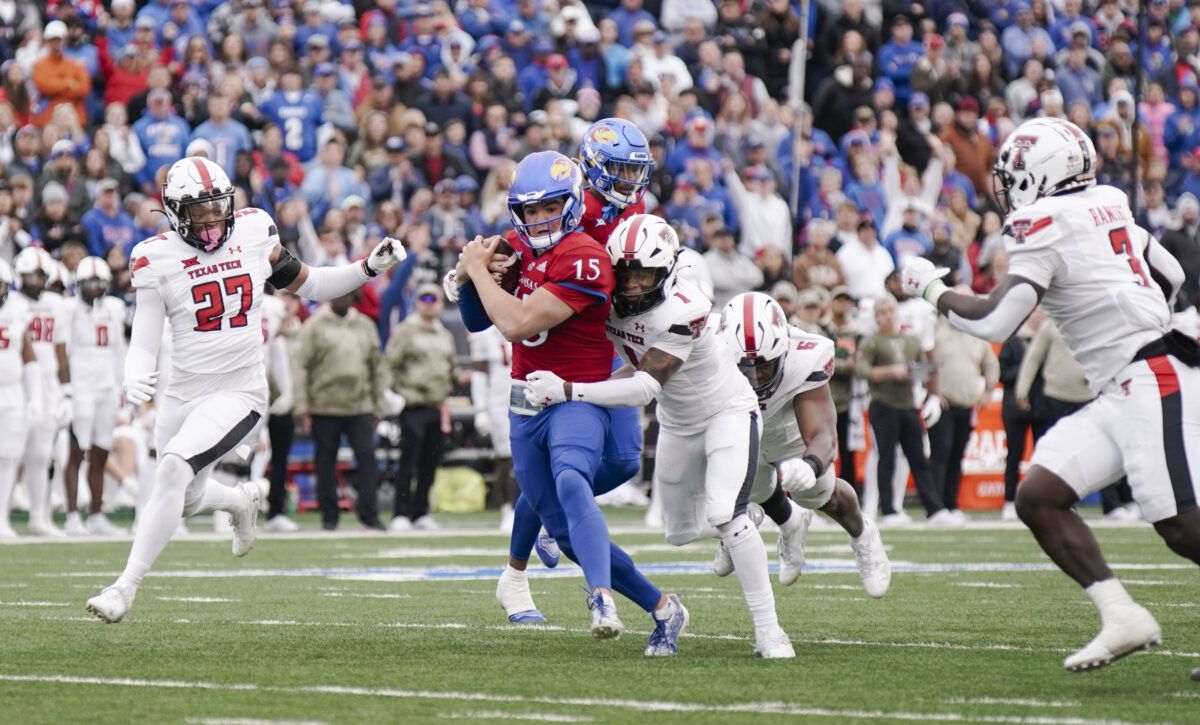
xmin=267 ymin=245 xmax=303 ymax=289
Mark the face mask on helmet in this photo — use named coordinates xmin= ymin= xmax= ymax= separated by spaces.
xmin=0 ymin=280 xmax=8 ymax=307
xmin=992 ymin=167 xmax=1016 ymax=215
xmin=613 ymin=263 xmax=669 ymax=317
xmin=79 ymin=276 xmax=108 ymax=303
xmin=510 ymin=195 xmax=573 ymax=250
xmin=736 ymin=354 xmax=787 ymax=400
xmin=19 ymin=271 xmax=45 ymax=299
xmin=591 ymin=156 xmax=652 ymax=207
xmin=174 ymin=194 xmax=234 ymax=253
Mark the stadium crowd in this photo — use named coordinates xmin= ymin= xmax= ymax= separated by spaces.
xmin=1 ymin=0 xmax=1199 ymax=532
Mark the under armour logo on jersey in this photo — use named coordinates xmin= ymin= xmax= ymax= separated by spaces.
xmin=634 ymin=322 xmax=646 ymax=333
xmin=228 ymin=245 xmax=243 ymax=254
xmin=181 ymin=256 xmax=200 ymax=269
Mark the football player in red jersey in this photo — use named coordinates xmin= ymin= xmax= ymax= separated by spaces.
xmin=576 ymin=118 xmax=653 ymax=241
xmin=454 ymin=150 xmax=688 ymax=656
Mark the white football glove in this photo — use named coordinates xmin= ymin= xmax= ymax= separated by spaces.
xmin=474 ymin=411 xmax=491 ymax=437
xmin=383 ymin=389 xmax=407 ymax=416
xmin=442 ymin=270 xmax=461 ymax=303
xmin=525 ymin=370 xmax=567 ymax=408
xmin=778 ymin=458 xmax=818 ymax=496
xmin=376 ymin=419 xmax=401 ymax=445
xmin=124 ymin=371 xmax=159 ymax=406
xmin=921 ymin=393 xmax=943 ymax=428
xmin=365 ymin=237 xmax=407 ymax=277
xmin=56 ymin=385 xmax=74 ymax=429
xmin=900 ymin=257 xmax=951 ymax=304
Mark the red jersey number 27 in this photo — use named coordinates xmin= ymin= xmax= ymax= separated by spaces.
xmin=192 ymin=274 xmax=254 ymax=332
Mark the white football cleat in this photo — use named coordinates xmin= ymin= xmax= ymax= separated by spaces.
xmin=86 ymin=514 xmax=127 ymax=536
xmin=0 ymin=520 xmax=16 ymax=539
xmin=850 ymin=518 xmax=891 ymax=598
xmin=495 ymin=565 xmax=545 ymax=623
xmin=587 ymin=590 xmax=623 ymax=640
xmin=230 ymin=481 xmax=262 ymax=558
xmin=754 ymin=626 xmax=796 ymax=659
xmin=263 ymin=514 xmax=300 ymax=533
xmin=1000 ymin=502 xmax=1018 ymax=521
xmin=212 ymin=510 xmax=233 ymax=533
xmin=879 ymin=511 xmax=912 ymax=528
xmin=925 ymin=509 xmax=961 ymax=528
xmin=412 ymin=515 xmax=440 ymax=531
xmin=63 ymin=512 xmax=87 ymax=536
xmin=27 ymin=517 xmax=66 ymax=537
xmin=1063 ymin=605 xmax=1162 ymax=672
xmin=86 ymin=584 xmax=135 ymax=623
xmin=388 ymin=516 xmax=412 ymax=532
xmin=777 ymin=503 xmax=813 ymax=586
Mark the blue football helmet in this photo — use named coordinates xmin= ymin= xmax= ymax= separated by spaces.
xmin=507 ymin=150 xmax=585 ymax=250
xmin=579 ymin=118 xmax=653 ymax=208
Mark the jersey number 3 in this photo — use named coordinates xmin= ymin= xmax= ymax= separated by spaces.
xmin=1109 ymin=228 xmax=1150 ymax=287
xmin=193 ymin=274 xmax=253 ymax=332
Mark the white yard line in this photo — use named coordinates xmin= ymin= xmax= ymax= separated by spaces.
xmin=0 ymin=673 xmax=1156 ymax=725
xmin=157 ymin=597 xmax=240 ymax=603
xmin=0 ymin=600 xmax=68 ymax=607
xmin=437 ymin=711 xmax=593 ymax=722
xmin=944 ymin=697 xmax=1081 ymax=708
xmin=186 ymin=719 xmax=328 ymax=725
xmin=953 ymin=583 xmax=1025 ymax=589
xmin=320 ymin=592 xmax=411 ymax=599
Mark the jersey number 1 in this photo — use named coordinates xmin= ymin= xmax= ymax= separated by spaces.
xmin=1109 ymin=228 xmax=1150 ymax=287
xmin=193 ymin=274 xmax=253 ymax=332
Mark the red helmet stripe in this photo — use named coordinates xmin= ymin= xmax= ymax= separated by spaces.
xmin=623 ymin=216 xmax=645 ymax=259
xmin=191 ymin=158 xmax=214 ymax=191
xmin=742 ymin=294 xmax=756 ymax=355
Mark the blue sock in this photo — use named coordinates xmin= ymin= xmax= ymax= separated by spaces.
xmin=555 ymin=539 xmax=659 ymax=613
xmin=556 ymin=467 xmax=612 ymax=591
xmin=609 ymin=543 xmax=662 ymax=612
xmin=593 ymin=457 xmax=639 ymax=497
xmin=508 ymin=494 xmax=540 ymax=561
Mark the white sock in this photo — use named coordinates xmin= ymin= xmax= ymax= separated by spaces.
xmin=1085 ymin=578 xmax=1136 ymax=622
xmin=0 ymin=457 xmax=17 ymax=525
xmin=498 ymin=565 xmax=537 ymax=616
xmin=116 ymin=456 xmax=192 ymax=592
xmin=719 ymin=514 xmax=778 ymax=633
xmin=778 ymin=500 xmax=802 ymax=534
xmin=652 ymin=596 xmax=677 ymax=622
xmin=24 ymin=460 xmax=50 ymax=521
xmin=197 ymin=479 xmax=246 ymax=514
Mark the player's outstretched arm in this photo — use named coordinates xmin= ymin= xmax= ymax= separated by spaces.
xmin=268 ymin=238 xmax=404 ymax=301
xmin=123 ymin=286 xmax=167 ymax=406
xmin=524 ymin=348 xmax=680 ymax=409
xmin=903 ymin=257 xmax=1044 ymax=343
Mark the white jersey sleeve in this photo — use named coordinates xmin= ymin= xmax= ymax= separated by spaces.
xmin=1002 ymin=186 xmax=1170 ymax=392
xmin=607 ymin=279 xmax=757 ymax=434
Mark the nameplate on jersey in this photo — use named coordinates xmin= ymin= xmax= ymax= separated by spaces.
xmin=606 ymin=324 xmax=644 ymax=346
xmin=186 ymin=258 xmax=243 ymax=281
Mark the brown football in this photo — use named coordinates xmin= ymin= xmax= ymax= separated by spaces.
xmin=493 ymin=238 xmax=521 ymax=292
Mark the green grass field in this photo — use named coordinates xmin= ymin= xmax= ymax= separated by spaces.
xmin=1 ymin=508 xmax=1197 ymax=724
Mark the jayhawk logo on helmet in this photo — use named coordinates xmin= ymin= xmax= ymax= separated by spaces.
xmin=549 ymin=158 xmax=575 ymax=181
xmin=589 ymin=126 xmax=620 ymax=146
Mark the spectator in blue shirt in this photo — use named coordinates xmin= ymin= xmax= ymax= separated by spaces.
xmin=132 ymin=89 xmax=192 ymax=189
xmin=877 ymin=16 xmax=924 ymax=107
xmin=295 ymin=0 xmax=337 ymax=50
xmin=104 ymin=0 xmax=139 ymax=55
xmin=300 ymin=138 xmax=370 ymax=226
xmin=882 ymin=202 xmax=933 ymax=267
xmin=81 ymin=179 xmax=137 ymax=258
xmin=261 ymin=68 xmax=325 ymax=163
xmin=1048 ymin=0 xmax=1096 ymax=50
xmin=189 ymin=93 xmax=253 ymax=179
xmin=63 ymin=18 xmax=100 ymax=80
xmin=607 ymin=0 xmax=658 ymax=46
xmin=1000 ymin=3 xmax=1054 ymax=78
xmin=1055 ymin=46 xmax=1103 ymax=111
xmin=459 ymin=0 xmax=507 ymax=39
xmin=667 ymin=116 xmax=724 ymax=174
xmin=1164 ymin=83 xmax=1200 ymax=167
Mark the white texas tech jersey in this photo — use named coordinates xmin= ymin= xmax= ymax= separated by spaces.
xmin=128 ymin=207 xmax=277 ymax=397
xmin=606 ymin=278 xmax=757 ymax=434
xmin=469 ymin=326 xmax=513 ymax=391
xmin=0 ymin=294 xmax=31 ymax=407
xmin=26 ymin=290 xmax=66 ymax=381
xmin=758 ymin=327 xmax=835 ymax=465
xmin=1004 ymin=184 xmax=1171 ymax=392
xmin=65 ymin=296 xmax=126 ymax=392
